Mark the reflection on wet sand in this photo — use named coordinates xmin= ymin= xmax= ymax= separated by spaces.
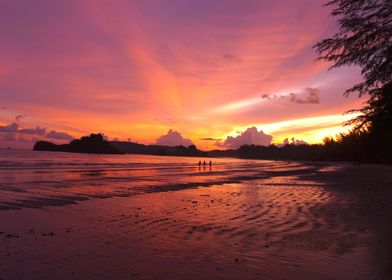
xmin=0 ymin=150 xmax=391 ymax=279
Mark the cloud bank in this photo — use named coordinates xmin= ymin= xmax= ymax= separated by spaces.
xmin=0 ymin=118 xmax=75 ymax=149
xmin=0 ymin=122 xmax=45 ymax=135
xmin=46 ymin=130 xmax=74 ymax=141
xmin=282 ymin=137 xmax=308 ymax=145
xmin=155 ymin=129 xmax=194 ymax=147
xmin=218 ymin=127 xmax=273 ymax=149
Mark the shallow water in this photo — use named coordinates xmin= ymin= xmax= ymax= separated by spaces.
xmin=0 ymin=149 xmax=308 ymax=210
xmin=0 ymin=150 xmax=391 ymax=279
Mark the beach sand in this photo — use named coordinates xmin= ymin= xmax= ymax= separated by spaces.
xmin=1 ymin=155 xmax=392 ymax=279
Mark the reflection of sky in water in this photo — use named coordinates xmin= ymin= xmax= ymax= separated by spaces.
xmin=0 ymin=149 xmax=309 ymax=209
xmin=0 ymin=149 xmax=389 ymax=280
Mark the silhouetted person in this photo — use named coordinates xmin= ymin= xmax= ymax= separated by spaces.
xmin=209 ymin=161 xmax=212 ymax=166
xmin=198 ymin=160 xmax=202 ymax=166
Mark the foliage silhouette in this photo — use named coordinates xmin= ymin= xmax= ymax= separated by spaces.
xmin=311 ymin=0 xmax=392 ymax=163
xmin=34 ymin=133 xmax=123 ymax=154
xmin=314 ymin=0 xmax=392 ymax=97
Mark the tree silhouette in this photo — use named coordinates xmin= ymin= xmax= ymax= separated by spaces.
xmin=314 ymin=0 xmax=392 ymax=130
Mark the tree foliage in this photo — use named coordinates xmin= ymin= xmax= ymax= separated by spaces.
xmin=314 ymin=0 xmax=392 ymax=97
xmin=314 ymin=0 xmax=392 ymax=134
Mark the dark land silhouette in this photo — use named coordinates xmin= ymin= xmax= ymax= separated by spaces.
xmin=32 ymin=130 xmax=391 ymax=164
xmin=34 ymin=134 xmax=206 ymax=157
xmin=111 ymin=141 xmax=206 ymax=157
xmin=34 ymin=133 xmax=123 ymax=154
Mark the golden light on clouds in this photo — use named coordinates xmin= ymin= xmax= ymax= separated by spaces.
xmin=222 ymin=113 xmax=359 ymax=145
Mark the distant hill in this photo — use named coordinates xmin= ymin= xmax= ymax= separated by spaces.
xmin=206 ymin=149 xmax=239 ymax=158
xmin=34 ymin=133 xmax=123 ymax=154
xmin=111 ymin=141 xmax=207 ymax=157
xmin=33 ymin=134 xmax=209 ymax=157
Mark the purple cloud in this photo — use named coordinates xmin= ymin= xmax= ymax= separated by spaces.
xmin=0 ymin=123 xmax=19 ymax=132
xmin=19 ymin=126 xmax=46 ymax=135
xmin=1 ymin=132 xmax=16 ymax=141
xmin=218 ymin=127 xmax=273 ymax=149
xmin=46 ymin=130 xmax=74 ymax=141
xmin=155 ymin=129 xmax=194 ymax=147
xmin=289 ymin=87 xmax=320 ymax=104
xmin=0 ymin=121 xmax=46 ymax=135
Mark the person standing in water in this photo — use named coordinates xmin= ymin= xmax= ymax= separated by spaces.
xmin=209 ymin=161 xmax=212 ymax=166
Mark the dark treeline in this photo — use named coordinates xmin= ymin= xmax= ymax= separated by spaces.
xmin=238 ymin=130 xmax=392 ymax=164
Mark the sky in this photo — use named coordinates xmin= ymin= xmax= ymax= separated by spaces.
xmin=0 ymin=0 xmax=365 ymax=150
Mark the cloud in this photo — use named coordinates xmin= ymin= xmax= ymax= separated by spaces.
xmin=46 ymin=130 xmax=74 ymax=141
xmin=0 ymin=118 xmax=74 ymax=146
xmin=0 ymin=123 xmax=19 ymax=133
xmin=222 ymin=54 xmax=243 ymax=64
xmin=155 ymin=129 xmax=194 ymax=147
xmin=282 ymin=137 xmax=308 ymax=145
xmin=15 ymin=114 xmax=26 ymax=122
xmin=200 ymin=137 xmax=221 ymax=141
xmin=19 ymin=126 xmax=46 ymax=135
xmin=261 ymin=94 xmax=270 ymax=99
xmin=289 ymin=87 xmax=320 ymax=104
xmin=1 ymin=132 xmax=16 ymax=141
xmin=260 ymin=87 xmax=321 ymax=105
xmin=218 ymin=127 xmax=273 ymax=149
xmin=0 ymin=121 xmax=46 ymax=135
xmin=16 ymin=135 xmax=33 ymax=143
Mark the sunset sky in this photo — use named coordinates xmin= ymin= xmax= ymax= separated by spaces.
xmin=0 ymin=0 xmax=365 ymax=150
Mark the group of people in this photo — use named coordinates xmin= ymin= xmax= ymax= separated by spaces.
xmin=198 ymin=160 xmax=212 ymax=167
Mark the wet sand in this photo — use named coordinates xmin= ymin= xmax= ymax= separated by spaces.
xmin=1 ymin=153 xmax=392 ymax=279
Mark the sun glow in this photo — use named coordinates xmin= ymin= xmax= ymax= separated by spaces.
xmin=221 ymin=113 xmax=359 ymax=145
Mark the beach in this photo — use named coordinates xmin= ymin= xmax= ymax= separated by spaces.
xmin=1 ymin=150 xmax=391 ymax=280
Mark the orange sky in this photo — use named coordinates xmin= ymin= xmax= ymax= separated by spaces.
xmin=0 ymin=0 xmax=366 ymax=150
